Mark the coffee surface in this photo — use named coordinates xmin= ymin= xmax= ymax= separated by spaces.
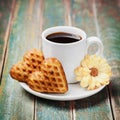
xmin=46 ymin=32 xmax=82 ymax=43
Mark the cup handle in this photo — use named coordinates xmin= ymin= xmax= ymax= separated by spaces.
xmin=86 ymin=36 xmax=103 ymax=56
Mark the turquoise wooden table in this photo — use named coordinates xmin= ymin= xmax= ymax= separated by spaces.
xmin=0 ymin=0 xmax=120 ymax=120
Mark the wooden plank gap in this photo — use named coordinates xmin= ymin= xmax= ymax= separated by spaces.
xmin=33 ymin=0 xmax=44 ymax=119
xmin=93 ymin=0 xmax=115 ymax=119
xmin=92 ymin=0 xmax=101 ymax=38
xmin=70 ymin=101 xmax=76 ymax=120
xmin=33 ymin=96 xmax=36 ymax=120
xmin=107 ymin=85 xmax=115 ymax=120
xmin=63 ymin=0 xmax=72 ymax=26
xmin=27 ymin=0 xmax=35 ymax=21
xmin=0 ymin=0 xmax=16 ymax=84
xmin=39 ymin=0 xmax=44 ymax=49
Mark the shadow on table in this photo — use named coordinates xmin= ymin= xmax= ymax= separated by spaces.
xmin=35 ymin=86 xmax=109 ymax=110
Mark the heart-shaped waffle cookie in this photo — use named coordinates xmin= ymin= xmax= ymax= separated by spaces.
xmin=28 ymin=58 xmax=68 ymax=93
xmin=10 ymin=49 xmax=44 ymax=83
xmin=10 ymin=49 xmax=68 ymax=93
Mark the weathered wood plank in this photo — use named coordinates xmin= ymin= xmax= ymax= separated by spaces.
xmin=0 ymin=0 xmax=13 ymax=82
xmin=36 ymin=98 xmax=72 ymax=120
xmin=70 ymin=0 xmax=113 ymax=119
xmin=75 ymin=90 xmax=112 ymax=120
xmin=35 ymin=0 xmax=72 ymax=120
xmin=0 ymin=0 xmax=119 ymax=120
xmin=0 ymin=0 xmax=42 ymax=119
xmin=96 ymin=0 xmax=120 ymax=120
xmin=43 ymin=0 xmax=65 ymax=30
xmin=71 ymin=0 xmax=97 ymax=36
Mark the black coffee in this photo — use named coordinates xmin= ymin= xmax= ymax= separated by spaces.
xmin=46 ymin=32 xmax=82 ymax=43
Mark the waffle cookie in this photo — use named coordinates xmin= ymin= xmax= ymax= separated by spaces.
xmin=10 ymin=61 xmax=30 ymax=82
xmin=28 ymin=58 xmax=68 ymax=93
xmin=10 ymin=49 xmax=44 ymax=83
xmin=23 ymin=49 xmax=44 ymax=71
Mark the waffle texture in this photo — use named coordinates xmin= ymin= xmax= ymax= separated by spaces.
xmin=10 ymin=49 xmax=44 ymax=83
xmin=10 ymin=49 xmax=68 ymax=93
xmin=28 ymin=58 xmax=68 ymax=93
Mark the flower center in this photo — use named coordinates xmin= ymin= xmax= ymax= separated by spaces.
xmin=90 ymin=67 xmax=98 ymax=77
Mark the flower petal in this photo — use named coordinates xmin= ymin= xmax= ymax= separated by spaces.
xmin=80 ymin=75 xmax=91 ymax=87
xmin=74 ymin=54 xmax=112 ymax=90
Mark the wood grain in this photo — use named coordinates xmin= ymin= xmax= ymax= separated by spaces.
xmin=0 ymin=0 xmax=119 ymax=120
xmin=69 ymin=0 xmax=113 ymax=119
xmin=0 ymin=0 xmax=13 ymax=83
xmin=43 ymin=0 xmax=65 ymax=29
xmin=96 ymin=0 xmax=120 ymax=119
xmin=0 ymin=0 xmax=42 ymax=119
xmin=35 ymin=1 xmax=72 ymax=120
xmin=71 ymin=0 xmax=97 ymax=36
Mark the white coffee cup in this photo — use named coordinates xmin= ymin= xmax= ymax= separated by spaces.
xmin=41 ymin=26 xmax=103 ymax=83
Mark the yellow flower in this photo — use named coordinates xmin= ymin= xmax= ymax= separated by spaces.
xmin=74 ymin=55 xmax=112 ymax=90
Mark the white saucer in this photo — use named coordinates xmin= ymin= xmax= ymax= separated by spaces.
xmin=20 ymin=82 xmax=105 ymax=101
